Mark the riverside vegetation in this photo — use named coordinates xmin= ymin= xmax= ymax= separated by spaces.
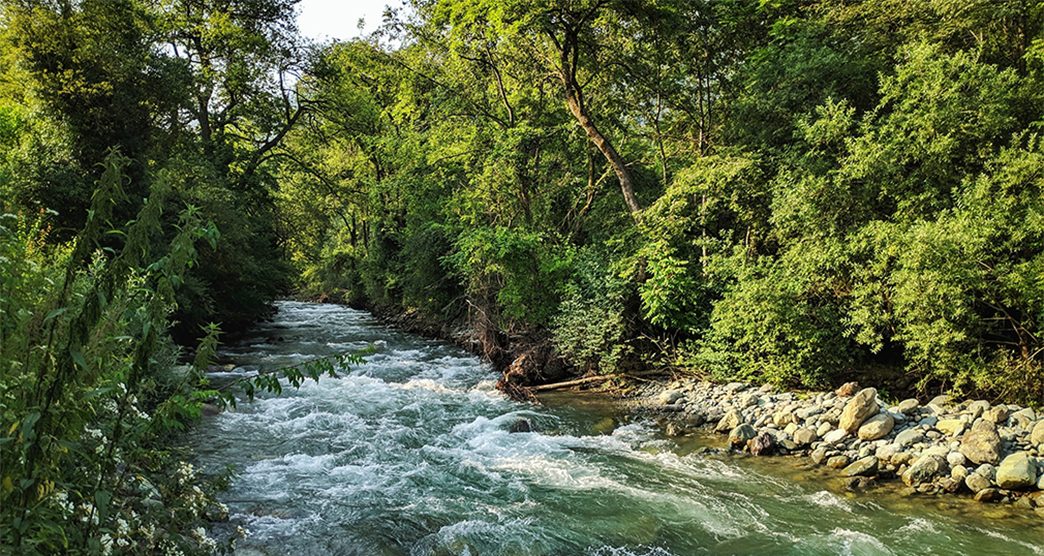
xmin=1 ymin=0 xmax=1044 ymax=553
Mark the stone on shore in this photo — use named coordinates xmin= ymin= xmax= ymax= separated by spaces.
xmin=747 ymin=432 xmax=775 ymax=456
xmin=715 ymin=409 xmax=743 ymax=433
xmin=984 ymin=406 xmax=1009 ymax=424
xmin=975 ymin=488 xmax=1003 ymax=503
xmin=823 ymin=428 xmax=849 ymax=444
xmin=959 ymin=420 xmax=1002 ymax=465
xmin=1011 ymin=408 xmax=1036 ymax=429
xmin=894 ymin=427 xmax=924 ymax=448
xmin=842 ymin=456 xmax=878 ymax=477
xmin=927 ymin=394 xmax=951 ymax=413
xmin=967 ymin=400 xmax=990 ymax=420
xmin=896 ymin=398 xmax=919 ymax=413
xmin=965 ymin=472 xmax=992 ymax=494
xmin=648 ymin=376 xmax=1044 ymax=515
xmin=857 ymin=413 xmax=894 ymax=440
xmin=827 ymin=455 xmax=850 ymax=469
xmin=996 ymin=452 xmax=1037 ymax=490
xmin=793 ymin=428 xmax=817 ymax=446
xmin=840 ymin=388 xmax=879 ymax=433
xmin=835 ymin=382 xmax=859 ymax=397
xmin=902 ymin=454 xmax=947 ymax=486
xmin=658 ymin=389 xmax=684 ymax=405
xmin=1031 ymin=421 xmax=1044 ymax=446
xmin=936 ymin=419 xmax=965 ymax=436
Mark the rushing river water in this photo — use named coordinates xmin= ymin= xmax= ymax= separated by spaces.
xmin=193 ymin=301 xmax=1044 ymax=555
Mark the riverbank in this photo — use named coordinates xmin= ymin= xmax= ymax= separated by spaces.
xmin=198 ymin=301 xmax=1044 ymax=553
xmin=305 ymin=297 xmax=1044 ymax=520
xmin=636 ymin=378 xmax=1044 ymax=518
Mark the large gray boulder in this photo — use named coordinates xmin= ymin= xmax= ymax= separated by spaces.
xmin=840 ymin=388 xmax=879 ymax=433
xmin=959 ymin=420 xmax=1002 ymax=465
xmin=996 ymin=452 xmax=1037 ymax=490
xmin=728 ymin=424 xmax=757 ymax=447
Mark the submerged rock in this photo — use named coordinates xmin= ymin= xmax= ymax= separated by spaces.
xmin=201 ymin=403 xmax=223 ymax=417
xmin=509 ymin=418 xmax=533 ymax=433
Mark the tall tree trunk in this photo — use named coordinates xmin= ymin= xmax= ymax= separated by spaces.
xmin=557 ymin=30 xmax=641 ymax=219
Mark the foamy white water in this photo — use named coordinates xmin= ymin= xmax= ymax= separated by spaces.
xmin=193 ymin=302 xmax=1044 ymax=555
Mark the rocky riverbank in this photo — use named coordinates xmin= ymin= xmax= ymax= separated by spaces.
xmin=644 ymin=379 xmax=1044 ymax=516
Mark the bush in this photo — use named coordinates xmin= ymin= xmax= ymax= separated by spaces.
xmin=551 ymin=248 xmax=635 ymax=372
xmin=0 ymin=156 xmax=230 ymax=554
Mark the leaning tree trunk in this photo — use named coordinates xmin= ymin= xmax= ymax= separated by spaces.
xmin=558 ymin=30 xmax=641 ymax=220
xmin=563 ymin=89 xmax=642 ymax=217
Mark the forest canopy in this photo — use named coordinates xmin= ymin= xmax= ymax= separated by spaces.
xmin=280 ymin=0 xmax=1044 ymax=402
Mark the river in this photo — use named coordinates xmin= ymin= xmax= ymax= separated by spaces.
xmin=192 ymin=301 xmax=1044 ymax=555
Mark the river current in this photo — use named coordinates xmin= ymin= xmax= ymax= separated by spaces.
xmin=193 ymin=301 xmax=1044 ymax=555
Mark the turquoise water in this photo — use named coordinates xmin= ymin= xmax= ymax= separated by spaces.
xmin=193 ymin=302 xmax=1044 ymax=555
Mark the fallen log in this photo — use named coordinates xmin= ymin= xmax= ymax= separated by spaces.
xmin=528 ymin=371 xmax=665 ymax=392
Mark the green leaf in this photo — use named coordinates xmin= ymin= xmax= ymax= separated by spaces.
xmin=44 ymin=307 xmax=68 ymax=322
xmin=95 ymin=490 xmax=111 ymax=522
xmin=70 ymin=348 xmax=88 ymax=370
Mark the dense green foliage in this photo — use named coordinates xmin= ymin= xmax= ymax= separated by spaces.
xmin=2 ymin=0 xmax=1043 ymax=551
xmin=280 ymin=0 xmax=1044 ymax=402
xmin=0 ymin=1 xmax=327 ymax=553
